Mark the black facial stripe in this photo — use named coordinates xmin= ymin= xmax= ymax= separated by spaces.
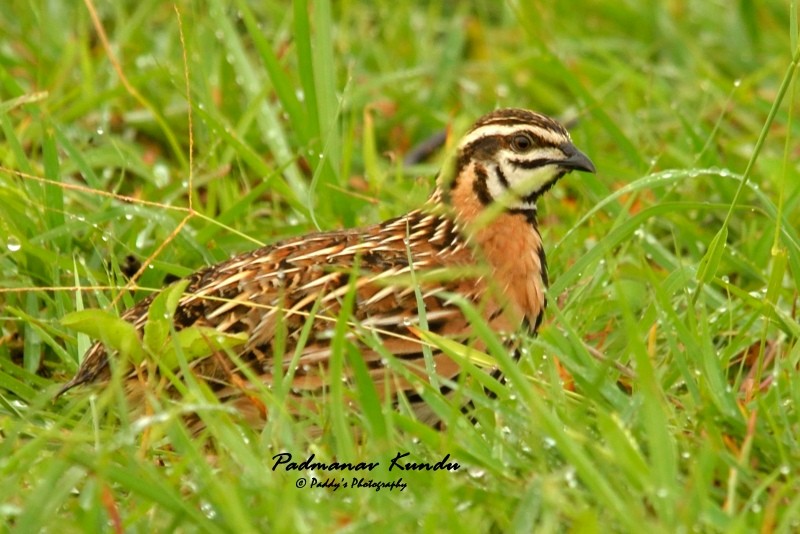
xmin=508 ymin=157 xmax=552 ymax=169
xmin=453 ymin=136 xmax=500 ymax=188
xmin=520 ymin=170 xmax=567 ymax=204
xmin=494 ymin=164 xmax=510 ymax=188
xmin=473 ymin=164 xmax=493 ymax=205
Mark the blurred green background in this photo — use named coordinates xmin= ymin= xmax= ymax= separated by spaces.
xmin=0 ymin=1 xmax=798 ymax=532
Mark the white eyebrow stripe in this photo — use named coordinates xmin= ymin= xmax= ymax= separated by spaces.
xmin=457 ymin=124 xmax=569 ymax=150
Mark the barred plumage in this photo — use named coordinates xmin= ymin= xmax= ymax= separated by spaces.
xmin=59 ymin=108 xmax=595 ymax=429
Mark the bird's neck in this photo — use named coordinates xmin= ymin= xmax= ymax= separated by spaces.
xmin=432 ymin=164 xmax=548 ymax=327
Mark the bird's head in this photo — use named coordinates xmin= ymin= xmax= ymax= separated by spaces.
xmin=444 ymin=108 xmax=595 ymax=212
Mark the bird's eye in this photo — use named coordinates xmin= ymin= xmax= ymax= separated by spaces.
xmin=510 ymin=133 xmax=534 ymax=153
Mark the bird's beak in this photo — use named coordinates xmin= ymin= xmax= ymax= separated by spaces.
xmin=559 ymin=143 xmax=596 ymax=174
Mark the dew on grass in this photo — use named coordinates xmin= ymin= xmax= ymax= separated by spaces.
xmin=468 ymin=467 xmax=486 ymax=479
xmin=455 ymin=501 xmax=472 ymax=513
xmin=6 ymin=236 xmax=21 ymax=252
xmin=0 ymin=503 xmax=22 ymax=517
xmin=153 ymin=163 xmax=170 ymax=188
xmin=200 ymin=501 xmax=217 ymax=519
xmin=564 ymin=466 xmax=578 ymax=488
xmin=542 ymin=436 xmax=556 ymax=449
xmin=779 ymin=464 xmax=791 ymax=476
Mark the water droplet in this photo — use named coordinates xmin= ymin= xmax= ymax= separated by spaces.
xmin=6 ymin=236 xmax=21 ymax=252
xmin=468 ymin=468 xmax=485 ymax=479
xmin=780 ymin=464 xmax=791 ymax=475
xmin=200 ymin=501 xmax=217 ymax=519
xmin=564 ymin=466 xmax=578 ymax=488
xmin=152 ymin=164 xmax=170 ymax=188
xmin=542 ymin=436 xmax=556 ymax=449
xmin=96 ymin=127 xmax=104 ymax=136
xmin=733 ymin=79 xmax=741 ymax=88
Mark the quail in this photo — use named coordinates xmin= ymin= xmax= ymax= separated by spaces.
xmin=59 ymin=108 xmax=595 ymax=430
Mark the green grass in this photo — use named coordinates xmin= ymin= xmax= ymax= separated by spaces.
xmin=1 ymin=0 xmax=799 ymax=531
